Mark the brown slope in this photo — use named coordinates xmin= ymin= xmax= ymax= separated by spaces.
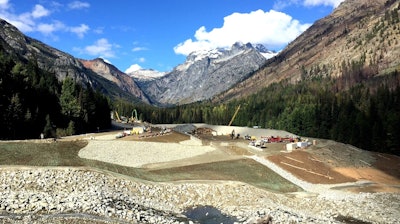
xmin=214 ymin=0 xmax=400 ymax=102
xmin=80 ymin=58 xmax=150 ymax=104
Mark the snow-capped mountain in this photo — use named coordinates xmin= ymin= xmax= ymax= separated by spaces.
xmin=135 ymin=42 xmax=268 ymax=106
xmin=254 ymin=44 xmax=278 ymax=59
xmin=128 ymin=69 xmax=166 ymax=81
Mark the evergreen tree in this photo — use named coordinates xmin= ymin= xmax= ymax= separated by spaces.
xmin=43 ymin=114 xmax=55 ymax=138
xmin=60 ymin=77 xmax=81 ymax=118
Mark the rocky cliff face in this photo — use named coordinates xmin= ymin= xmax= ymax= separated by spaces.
xmin=215 ymin=0 xmax=400 ymax=102
xmin=0 ymin=19 xmax=90 ymax=83
xmin=80 ymin=58 xmax=150 ymax=103
xmin=136 ymin=42 xmax=267 ymax=106
xmin=0 ymin=19 xmax=144 ymax=102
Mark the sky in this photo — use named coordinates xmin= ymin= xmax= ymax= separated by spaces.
xmin=0 ymin=0 xmax=344 ymax=73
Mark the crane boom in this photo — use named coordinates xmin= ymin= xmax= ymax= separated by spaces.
xmin=228 ymin=105 xmax=241 ymax=126
xmin=115 ymin=111 xmax=121 ymax=122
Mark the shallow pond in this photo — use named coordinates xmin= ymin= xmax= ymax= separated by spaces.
xmin=184 ymin=205 xmax=238 ymax=224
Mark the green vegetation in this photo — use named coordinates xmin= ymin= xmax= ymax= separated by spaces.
xmin=0 ymin=141 xmax=301 ymax=193
xmin=0 ymin=49 xmax=111 ymax=140
xmin=147 ymin=159 xmax=301 ymax=193
xmin=118 ymin=67 xmax=400 ymax=155
xmin=1 ymin=8 xmax=399 ymax=156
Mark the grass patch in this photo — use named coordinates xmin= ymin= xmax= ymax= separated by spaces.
xmin=0 ymin=141 xmax=301 ymax=193
xmin=146 ymin=159 xmax=302 ymax=193
xmin=0 ymin=141 xmax=87 ymax=166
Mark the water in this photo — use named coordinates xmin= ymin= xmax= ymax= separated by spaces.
xmin=184 ymin=205 xmax=238 ymax=224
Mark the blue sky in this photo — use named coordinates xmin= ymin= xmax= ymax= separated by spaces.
xmin=0 ymin=0 xmax=344 ymax=73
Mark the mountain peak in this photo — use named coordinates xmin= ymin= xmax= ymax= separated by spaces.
xmin=128 ymin=69 xmax=166 ymax=81
xmin=185 ymin=42 xmax=275 ymax=64
xmin=136 ymin=41 xmax=267 ymax=106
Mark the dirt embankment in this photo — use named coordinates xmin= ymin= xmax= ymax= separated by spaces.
xmin=267 ymin=142 xmax=400 ymax=193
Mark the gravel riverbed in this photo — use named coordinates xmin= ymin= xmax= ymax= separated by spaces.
xmin=0 ymin=167 xmax=399 ymax=223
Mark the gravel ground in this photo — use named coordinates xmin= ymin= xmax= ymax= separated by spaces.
xmin=0 ymin=167 xmax=399 ymax=224
xmin=2 ymin=125 xmax=399 ymax=223
xmin=78 ymin=139 xmax=215 ymax=168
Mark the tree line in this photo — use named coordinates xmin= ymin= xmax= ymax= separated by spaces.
xmin=117 ymin=65 xmax=399 ymax=155
xmin=0 ymin=50 xmax=111 ymax=139
xmin=2 ymin=44 xmax=399 ymax=155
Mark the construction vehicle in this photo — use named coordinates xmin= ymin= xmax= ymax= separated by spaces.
xmin=114 ymin=111 xmax=122 ymax=123
xmin=128 ymin=109 xmax=141 ymax=123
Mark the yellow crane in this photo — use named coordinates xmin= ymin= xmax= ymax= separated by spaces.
xmin=114 ymin=111 xmax=122 ymax=123
xmin=228 ymin=105 xmax=241 ymax=126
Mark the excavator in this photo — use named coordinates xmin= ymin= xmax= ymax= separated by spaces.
xmin=128 ymin=109 xmax=140 ymax=123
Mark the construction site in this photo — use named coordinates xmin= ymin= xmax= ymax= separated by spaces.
xmin=1 ymin=118 xmax=400 ymax=223
xmin=81 ymin=117 xmax=400 ymax=194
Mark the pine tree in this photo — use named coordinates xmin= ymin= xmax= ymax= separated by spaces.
xmin=60 ymin=77 xmax=81 ymax=118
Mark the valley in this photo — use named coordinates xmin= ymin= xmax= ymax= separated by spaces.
xmin=0 ymin=0 xmax=400 ymax=223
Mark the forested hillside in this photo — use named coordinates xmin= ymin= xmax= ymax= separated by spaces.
xmin=112 ymin=0 xmax=400 ymax=156
xmin=0 ymin=49 xmax=111 ymax=140
xmin=117 ymin=66 xmax=400 ymax=155
xmin=216 ymin=0 xmax=400 ymax=102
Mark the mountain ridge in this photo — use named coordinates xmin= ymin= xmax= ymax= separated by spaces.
xmin=2 ymin=0 xmax=399 ymax=107
xmin=80 ymin=58 xmax=150 ymax=103
xmin=135 ymin=42 xmax=268 ymax=106
xmin=0 ymin=18 xmax=146 ymax=103
xmin=213 ymin=0 xmax=400 ymax=102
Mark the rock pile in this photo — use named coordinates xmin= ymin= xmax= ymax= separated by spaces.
xmin=0 ymin=167 xmax=399 ymax=223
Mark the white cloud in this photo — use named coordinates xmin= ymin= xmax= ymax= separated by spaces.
xmin=37 ymin=21 xmax=65 ymax=35
xmin=0 ymin=0 xmax=10 ymax=10
xmin=138 ymin=57 xmax=145 ymax=63
xmin=273 ymin=0 xmax=300 ymax=10
xmin=0 ymin=3 xmax=51 ymax=33
xmin=125 ymin=64 xmax=142 ymax=73
xmin=304 ymin=0 xmax=344 ymax=7
xmin=2 ymin=12 xmax=36 ymax=32
xmin=32 ymin=4 xmax=50 ymax=18
xmin=273 ymin=0 xmax=344 ymax=10
xmin=0 ymin=2 xmax=91 ymax=38
xmin=76 ymin=38 xmax=115 ymax=58
xmin=70 ymin=24 xmax=89 ymax=38
xmin=68 ymin=1 xmax=90 ymax=10
xmin=132 ymin=47 xmax=148 ymax=52
xmin=174 ymin=9 xmax=310 ymax=55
